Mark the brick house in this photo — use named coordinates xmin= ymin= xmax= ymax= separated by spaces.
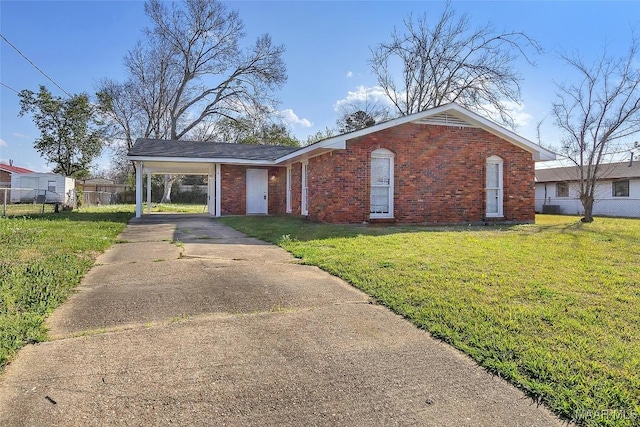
xmin=129 ymin=103 xmax=555 ymax=223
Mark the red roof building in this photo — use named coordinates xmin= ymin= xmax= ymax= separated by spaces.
xmin=0 ymin=163 xmax=34 ymax=175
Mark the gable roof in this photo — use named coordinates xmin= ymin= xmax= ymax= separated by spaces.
xmin=277 ymin=103 xmax=556 ymax=163
xmin=127 ymin=103 xmax=556 ymax=173
xmin=536 ymin=161 xmax=640 ymax=182
xmin=0 ymin=163 xmax=34 ymax=174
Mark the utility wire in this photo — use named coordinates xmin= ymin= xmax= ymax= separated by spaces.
xmin=0 ymin=82 xmax=19 ymax=94
xmin=0 ymin=33 xmax=71 ymax=97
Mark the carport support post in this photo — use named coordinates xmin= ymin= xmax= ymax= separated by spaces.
xmin=135 ymin=161 xmax=143 ymax=218
xmin=207 ymin=164 xmax=215 ymax=216
xmin=146 ymin=172 xmax=151 ymax=214
xmin=215 ymin=163 xmax=221 ymax=217
xmin=207 ymin=163 xmax=221 ymax=217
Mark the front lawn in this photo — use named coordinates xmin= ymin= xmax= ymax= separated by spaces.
xmin=218 ymin=215 xmax=640 ymax=427
xmin=0 ymin=205 xmax=134 ymax=369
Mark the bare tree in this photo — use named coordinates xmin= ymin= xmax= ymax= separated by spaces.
xmin=551 ymin=36 xmax=640 ymax=222
xmin=336 ymin=96 xmax=391 ymax=133
xmin=370 ymin=2 xmax=540 ymax=128
xmin=305 ymin=127 xmax=336 ymax=145
xmin=98 ymin=0 xmax=287 ymax=202
xmin=211 ymin=115 xmax=299 ymax=146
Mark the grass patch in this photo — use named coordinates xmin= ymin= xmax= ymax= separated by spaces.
xmin=0 ymin=205 xmax=134 ymax=369
xmin=1 ymin=203 xmax=58 ymax=216
xmin=218 ymin=215 xmax=640 ymax=426
xmin=152 ymin=203 xmax=207 ymax=213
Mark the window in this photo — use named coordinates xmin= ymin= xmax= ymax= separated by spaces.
xmin=486 ymin=156 xmax=503 ymax=217
xmin=556 ymin=182 xmax=569 ymax=197
xmin=286 ymin=165 xmax=292 ymax=213
xmin=370 ymin=148 xmax=394 ymax=218
xmin=301 ymin=161 xmax=308 ymax=216
xmin=613 ymin=180 xmax=629 ymax=197
xmin=47 ymin=180 xmax=56 ymax=192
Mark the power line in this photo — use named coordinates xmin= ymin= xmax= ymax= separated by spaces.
xmin=0 ymin=82 xmax=19 ymax=94
xmin=0 ymin=33 xmax=71 ymax=97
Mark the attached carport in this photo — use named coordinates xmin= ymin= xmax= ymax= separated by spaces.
xmin=128 ymin=138 xmax=299 ymax=218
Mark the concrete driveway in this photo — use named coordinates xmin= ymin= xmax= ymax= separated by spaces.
xmin=0 ymin=214 xmax=567 ymax=426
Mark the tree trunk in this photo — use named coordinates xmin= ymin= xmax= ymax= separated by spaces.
xmin=161 ymin=174 xmax=176 ymax=203
xmin=580 ymin=195 xmax=594 ymax=223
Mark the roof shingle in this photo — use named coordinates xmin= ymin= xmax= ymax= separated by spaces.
xmin=536 ymin=161 xmax=640 ymax=182
xmin=0 ymin=163 xmax=34 ymax=174
xmin=129 ymin=138 xmax=300 ymax=161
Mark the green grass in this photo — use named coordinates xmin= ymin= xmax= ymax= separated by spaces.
xmin=2 ymin=203 xmax=58 ymax=216
xmin=0 ymin=205 xmax=134 ymax=369
xmin=152 ymin=203 xmax=207 ymax=213
xmin=1 ymin=202 xmax=207 ymax=217
xmin=218 ymin=215 xmax=640 ymax=427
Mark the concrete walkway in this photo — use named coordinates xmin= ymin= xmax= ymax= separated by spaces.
xmin=0 ymin=214 xmax=567 ymax=426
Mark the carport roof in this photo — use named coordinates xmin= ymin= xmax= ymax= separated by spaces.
xmin=129 ymin=138 xmax=299 ymax=161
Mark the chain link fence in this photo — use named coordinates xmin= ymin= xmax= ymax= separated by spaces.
xmin=0 ymin=187 xmax=71 ymax=216
xmin=1 ymin=187 xmax=131 ymax=216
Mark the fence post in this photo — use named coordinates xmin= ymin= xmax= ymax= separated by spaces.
xmin=2 ymin=188 xmax=6 ymax=217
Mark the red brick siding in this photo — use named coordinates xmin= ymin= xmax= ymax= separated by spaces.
xmin=268 ymin=167 xmax=287 ymax=214
xmin=289 ymin=163 xmax=302 ymax=215
xmin=300 ymin=123 xmax=534 ymax=224
xmin=220 ymin=165 xmax=246 ymax=215
xmin=308 ymin=151 xmax=369 ymax=223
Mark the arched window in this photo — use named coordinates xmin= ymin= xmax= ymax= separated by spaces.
xmin=486 ymin=155 xmax=503 ymax=217
xmin=370 ymin=148 xmax=394 ymax=218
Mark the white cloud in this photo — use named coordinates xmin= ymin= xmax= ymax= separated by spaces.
xmin=346 ymin=71 xmax=353 ymax=78
xmin=509 ymin=104 xmax=534 ymax=128
xmin=11 ymin=132 xmax=29 ymax=139
xmin=280 ymin=108 xmax=313 ymax=128
xmin=482 ymin=101 xmax=533 ymax=128
xmin=334 ymin=85 xmax=395 ymax=112
xmin=0 ymin=139 xmax=6 ymax=147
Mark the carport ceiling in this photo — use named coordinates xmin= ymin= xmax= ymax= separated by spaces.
xmin=141 ymin=161 xmax=214 ymax=175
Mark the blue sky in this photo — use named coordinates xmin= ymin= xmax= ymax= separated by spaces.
xmin=1 ymin=0 xmax=638 ymax=172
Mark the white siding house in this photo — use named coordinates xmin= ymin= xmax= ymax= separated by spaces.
xmin=535 ymin=162 xmax=640 ymax=218
xmin=10 ymin=173 xmax=75 ymax=204
xmin=0 ymin=163 xmax=34 ymax=202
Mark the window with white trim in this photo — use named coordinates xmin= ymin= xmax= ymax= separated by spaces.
xmin=556 ymin=182 xmax=569 ymax=198
xmin=486 ymin=156 xmax=503 ymax=217
xmin=301 ymin=161 xmax=308 ymax=216
xmin=612 ymin=180 xmax=629 ymax=197
xmin=286 ymin=165 xmax=292 ymax=213
xmin=370 ymin=148 xmax=394 ymax=218
xmin=47 ymin=180 xmax=56 ymax=192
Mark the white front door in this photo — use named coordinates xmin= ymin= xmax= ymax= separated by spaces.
xmin=246 ymin=169 xmax=268 ymax=214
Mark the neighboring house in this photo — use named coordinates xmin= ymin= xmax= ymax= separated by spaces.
xmin=0 ymin=163 xmax=34 ymax=201
xmin=10 ymin=172 xmax=75 ymax=204
xmin=535 ymin=161 xmax=640 ymax=218
xmin=128 ymin=103 xmax=556 ymax=223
